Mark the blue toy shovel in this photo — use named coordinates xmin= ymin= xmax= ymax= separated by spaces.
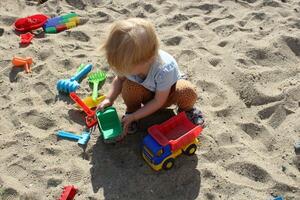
xmin=56 ymin=130 xmax=90 ymax=145
xmin=57 ymin=64 xmax=93 ymax=93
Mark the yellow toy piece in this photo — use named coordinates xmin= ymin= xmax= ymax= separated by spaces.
xmin=75 ymin=95 xmax=105 ymax=109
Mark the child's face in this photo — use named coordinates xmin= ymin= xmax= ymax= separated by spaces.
xmin=129 ymin=57 xmax=154 ymax=76
xmin=130 ymin=63 xmax=147 ymax=75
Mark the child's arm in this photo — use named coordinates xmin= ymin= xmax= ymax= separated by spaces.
xmin=97 ymin=75 xmax=125 ymax=110
xmin=122 ymin=89 xmax=171 ymax=132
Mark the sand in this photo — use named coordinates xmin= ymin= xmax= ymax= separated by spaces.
xmin=0 ymin=0 xmax=299 ymax=199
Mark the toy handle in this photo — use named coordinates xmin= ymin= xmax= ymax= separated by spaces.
xmin=70 ymin=92 xmax=95 ymax=116
xmin=92 ymin=82 xmax=99 ymax=101
xmin=57 ymin=131 xmax=80 ymax=140
xmin=70 ymin=64 xmax=92 ymax=82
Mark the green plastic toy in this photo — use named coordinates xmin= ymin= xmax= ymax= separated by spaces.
xmin=76 ymin=63 xmax=85 ymax=73
xmin=88 ymin=71 xmax=106 ymax=101
xmin=96 ymin=106 xmax=123 ymax=143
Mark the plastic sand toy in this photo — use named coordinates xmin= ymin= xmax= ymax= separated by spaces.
xmin=20 ymin=32 xmax=34 ymax=44
xmin=58 ymin=185 xmax=77 ymax=200
xmin=75 ymin=95 xmax=106 ymax=109
xmin=88 ymin=71 xmax=106 ymax=101
xmin=142 ymin=112 xmax=203 ymax=171
xmin=96 ymin=106 xmax=123 ymax=143
xmin=43 ymin=13 xmax=79 ymax=33
xmin=14 ymin=14 xmax=49 ymax=32
xmin=57 ymin=64 xmax=92 ymax=93
xmin=12 ymin=56 xmax=33 ymax=73
xmin=69 ymin=92 xmax=97 ymax=128
xmin=56 ymin=130 xmax=90 ymax=145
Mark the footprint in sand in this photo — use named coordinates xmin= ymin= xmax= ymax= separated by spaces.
xmin=213 ymin=24 xmax=237 ymax=37
xmin=226 ymin=162 xmax=271 ymax=183
xmin=205 ymin=15 xmax=235 ymax=25
xmin=143 ymin=4 xmax=156 ymax=13
xmin=183 ymin=21 xmax=200 ymax=31
xmin=239 ymin=122 xmax=277 ymax=152
xmin=162 ymin=36 xmax=182 ymax=46
xmin=7 ymin=163 xmax=28 ymax=179
xmin=92 ymin=11 xmax=111 ymax=23
xmin=66 ymin=0 xmax=86 ymax=10
xmin=159 ymin=14 xmax=191 ymax=27
xmin=69 ymin=31 xmax=90 ymax=42
xmin=33 ymin=82 xmax=55 ymax=105
xmin=238 ymin=84 xmax=284 ymax=107
xmin=258 ymin=103 xmax=295 ymax=129
xmin=0 ymin=187 xmax=19 ymax=200
xmin=184 ymin=3 xmax=222 ymax=14
xmin=20 ymin=110 xmax=55 ymax=130
xmin=261 ymin=0 xmax=281 ymax=7
xmin=177 ymin=49 xmax=198 ymax=64
xmin=197 ymin=80 xmax=228 ymax=108
xmin=47 ymin=178 xmax=62 ymax=188
xmin=282 ymin=36 xmax=300 ymax=57
xmin=218 ymin=40 xmax=229 ymax=47
xmin=207 ymin=57 xmax=222 ymax=67
xmin=66 ymin=168 xmax=85 ymax=183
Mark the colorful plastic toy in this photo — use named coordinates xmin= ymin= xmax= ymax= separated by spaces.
xmin=43 ymin=13 xmax=79 ymax=33
xmin=12 ymin=56 xmax=33 ymax=73
xmin=88 ymin=71 xmax=106 ymax=101
xmin=76 ymin=63 xmax=85 ymax=73
xmin=142 ymin=112 xmax=203 ymax=171
xmin=58 ymin=185 xmax=77 ymax=200
xmin=20 ymin=32 xmax=34 ymax=44
xmin=75 ymin=95 xmax=106 ymax=109
xmin=273 ymin=197 xmax=284 ymax=200
xmin=57 ymin=64 xmax=92 ymax=93
xmin=96 ymin=107 xmax=123 ymax=143
xmin=69 ymin=92 xmax=97 ymax=128
xmin=295 ymin=141 xmax=300 ymax=155
xmin=14 ymin=14 xmax=49 ymax=32
xmin=56 ymin=130 xmax=90 ymax=145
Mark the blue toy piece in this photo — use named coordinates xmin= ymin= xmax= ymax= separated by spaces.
xmin=57 ymin=64 xmax=92 ymax=93
xmin=273 ymin=196 xmax=284 ymax=200
xmin=295 ymin=141 xmax=300 ymax=155
xmin=56 ymin=130 xmax=90 ymax=145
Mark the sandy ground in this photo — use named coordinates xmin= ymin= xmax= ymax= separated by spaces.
xmin=0 ymin=0 xmax=299 ymax=199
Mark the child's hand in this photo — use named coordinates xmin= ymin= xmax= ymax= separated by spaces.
xmin=96 ymin=98 xmax=113 ymax=111
xmin=120 ymin=113 xmax=136 ymax=136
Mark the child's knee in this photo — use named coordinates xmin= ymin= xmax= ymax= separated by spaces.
xmin=177 ymin=80 xmax=197 ymax=101
xmin=175 ymin=80 xmax=198 ymax=110
xmin=122 ymin=79 xmax=153 ymax=102
xmin=122 ymin=79 xmax=142 ymax=97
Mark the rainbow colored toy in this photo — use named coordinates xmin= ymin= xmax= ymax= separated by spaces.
xmin=43 ymin=13 xmax=79 ymax=33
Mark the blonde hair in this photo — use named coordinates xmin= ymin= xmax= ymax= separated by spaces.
xmin=102 ymin=18 xmax=159 ymax=75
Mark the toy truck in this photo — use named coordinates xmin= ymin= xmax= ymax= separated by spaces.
xmin=142 ymin=112 xmax=204 ymax=171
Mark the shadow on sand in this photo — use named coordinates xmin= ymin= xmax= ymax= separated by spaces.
xmin=89 ymin=109 xmax=201 ymax=200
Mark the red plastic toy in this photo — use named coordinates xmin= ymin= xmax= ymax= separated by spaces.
xmin=69 ymin=92 xmax=98 ymax=128
xmin=14 ymin=14 xmax=49 ymax=32
xmin=20 ymin=32 xmax=34 ymax=44
xmin=149 ymin=112 xmax=203 ymax=151
xmin=58 ymin=185 xmax=77 ymax=200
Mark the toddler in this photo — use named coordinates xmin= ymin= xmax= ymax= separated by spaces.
xmin=97 ymin=18 xmax=204 ymax=140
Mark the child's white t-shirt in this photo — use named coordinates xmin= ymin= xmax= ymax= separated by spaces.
xmin=125 ymin=50 xmax=182 ymax=92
